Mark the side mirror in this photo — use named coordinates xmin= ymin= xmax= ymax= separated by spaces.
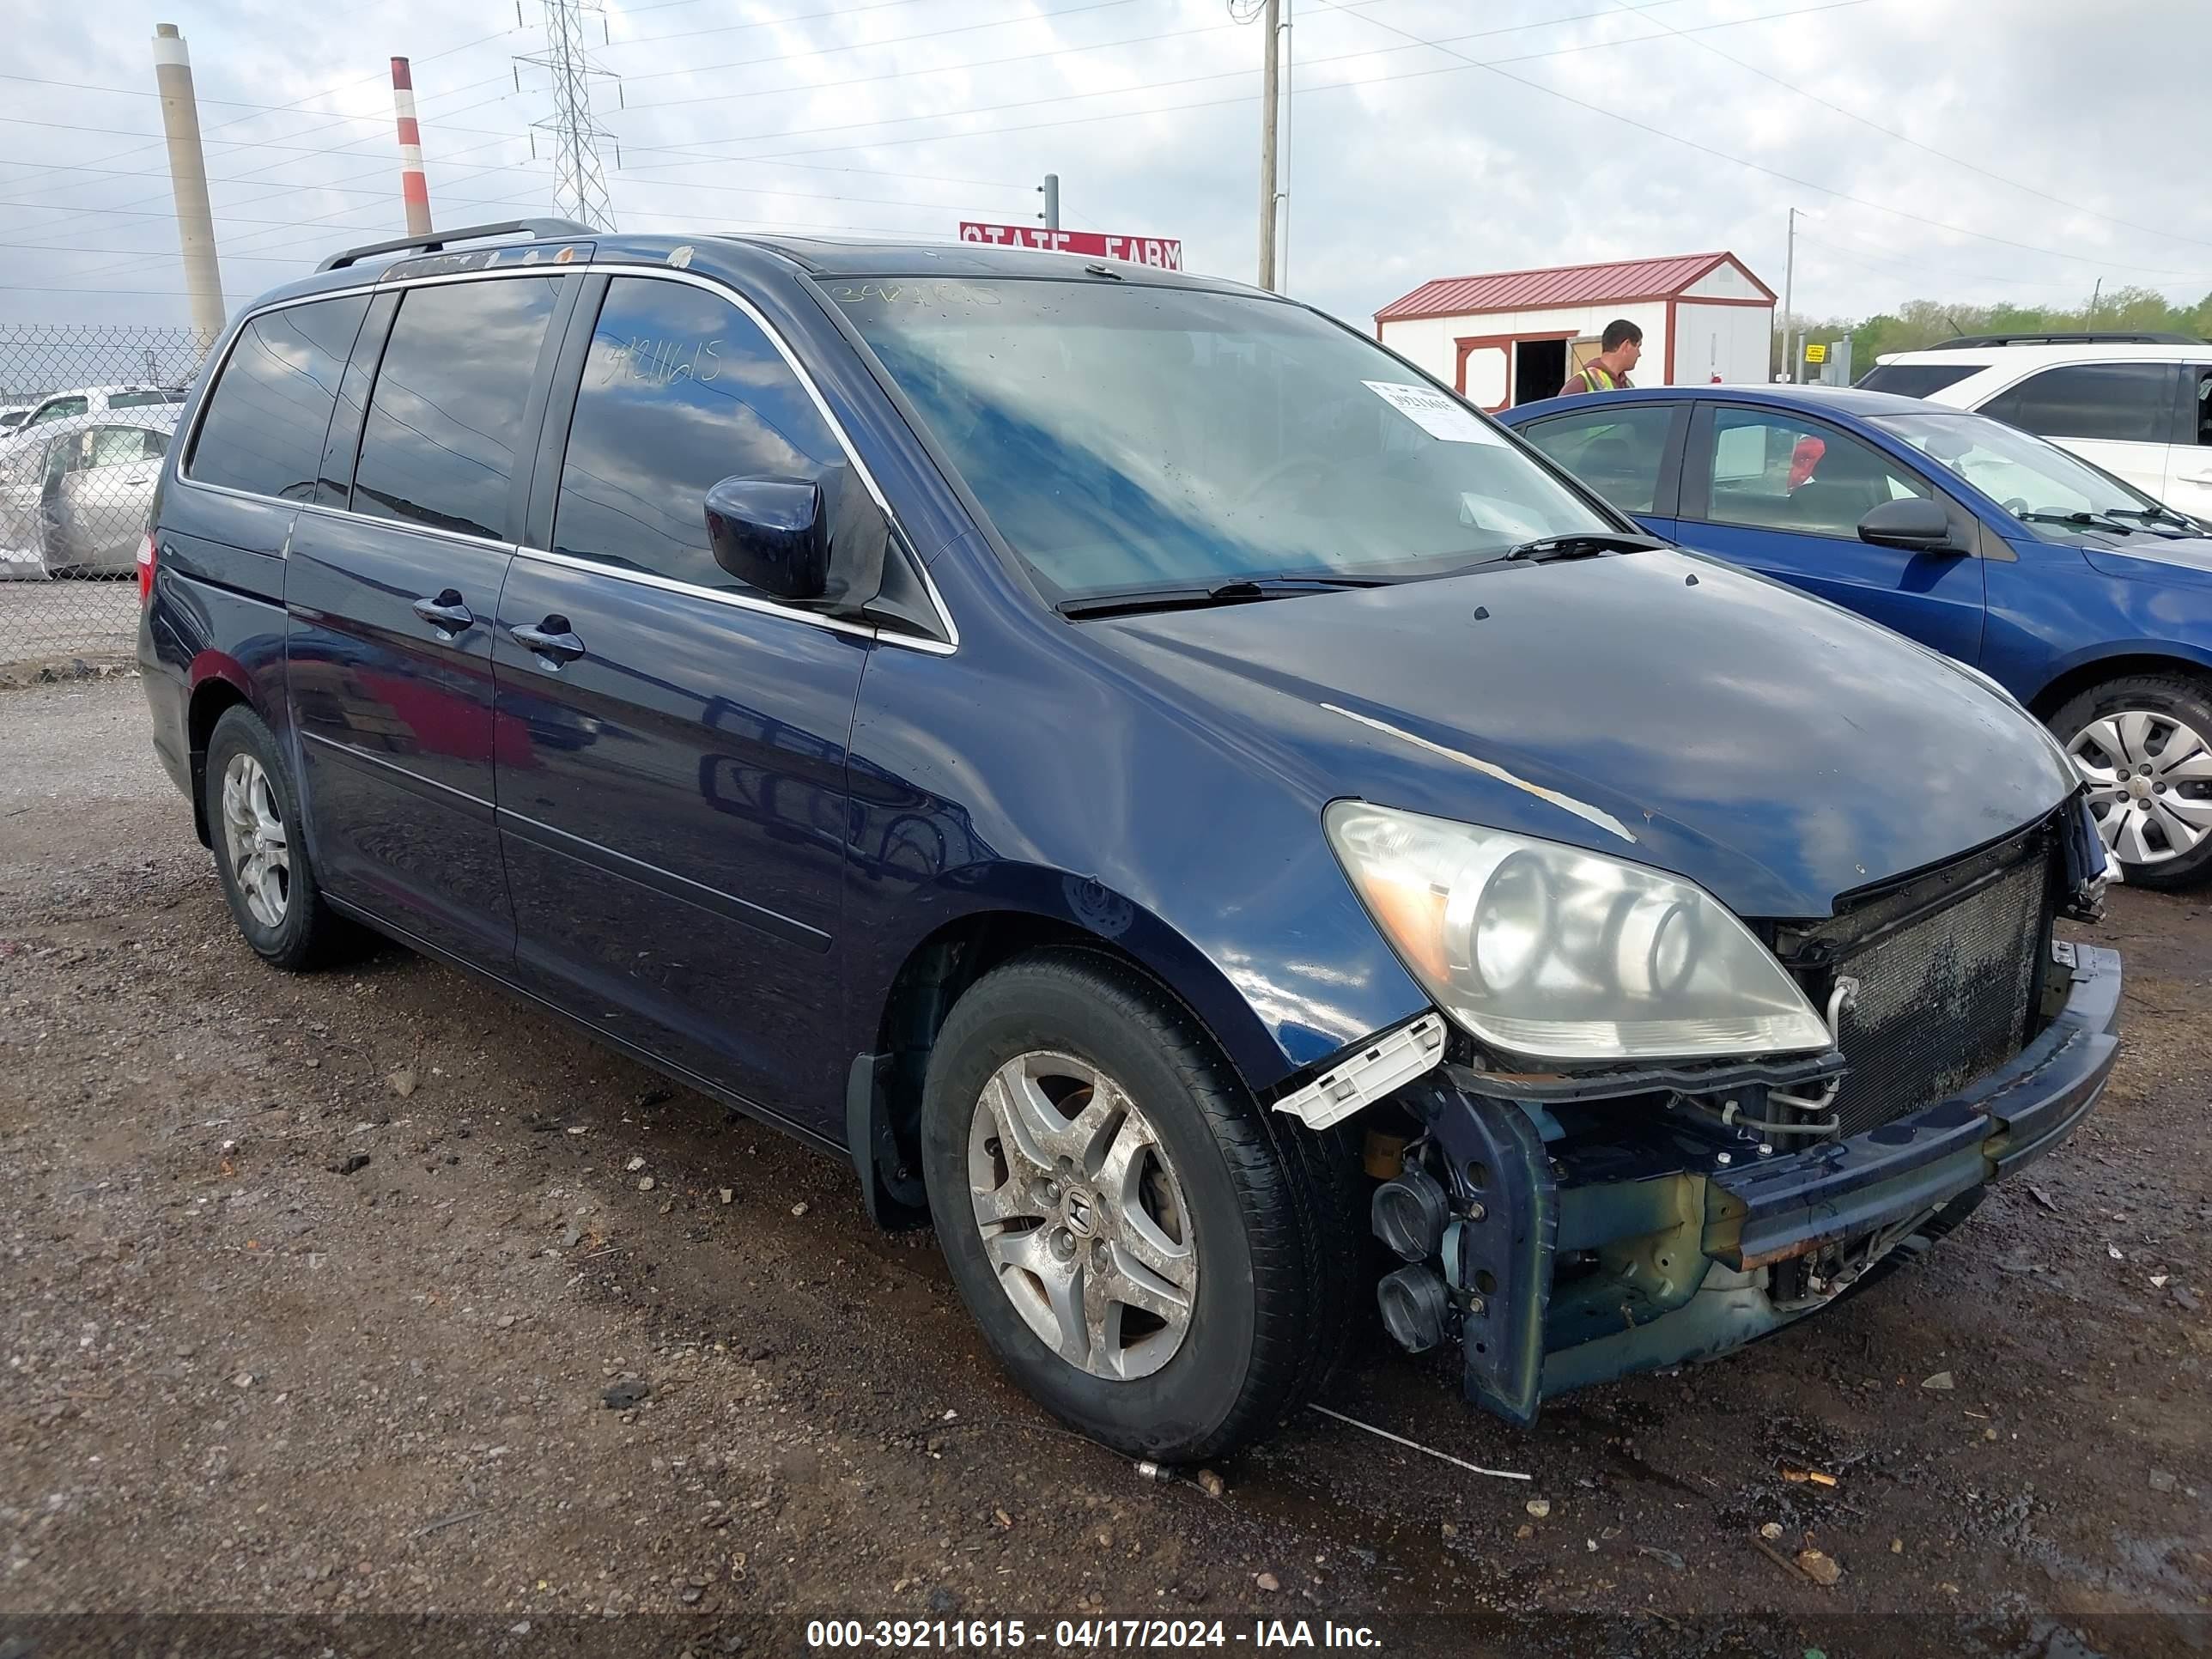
xmin=704 ymin=463 xmax=887 ymax=611
xmin=1858 ymin=495 xmax=1962 ymax=554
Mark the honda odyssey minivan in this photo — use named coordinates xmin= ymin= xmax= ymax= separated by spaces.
xmin=141 ymin=221 xmax=2121 ymax=1460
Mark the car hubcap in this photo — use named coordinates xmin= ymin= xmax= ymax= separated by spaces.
xmin=220 ymin=753 xmax=290 ymax=928
xmin=966 ymin=1051 xmax=1197 ymax=1381
xmin=2069 ymin=709 xmax=2212 ymax=868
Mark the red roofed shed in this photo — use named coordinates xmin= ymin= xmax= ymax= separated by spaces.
xmin=1374 ymin=252 xmax=1775 ymax=410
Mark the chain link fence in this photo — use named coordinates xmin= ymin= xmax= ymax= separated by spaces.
xmin=0 ymin=324 xmax=210 ymax=672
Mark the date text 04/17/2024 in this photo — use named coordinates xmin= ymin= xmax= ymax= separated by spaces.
xmin=804 ymin=1619 xmax=1384 ymax=1650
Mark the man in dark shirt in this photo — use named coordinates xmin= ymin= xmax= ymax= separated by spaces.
xmin=1560 ymin=319 xmax=1644 ymax=395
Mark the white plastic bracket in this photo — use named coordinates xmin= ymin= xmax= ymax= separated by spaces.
xmin=1272 ymin=1012 xmax=1448 ymax=1132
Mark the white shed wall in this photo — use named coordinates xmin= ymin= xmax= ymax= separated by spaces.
xmin=1683 ymin=261 xmax=1765 ymax=301
xmin=1674 ymin=301 xmax=1773 ymax=384
xmin=1374 ymin=315 xmax=1457 ymax=382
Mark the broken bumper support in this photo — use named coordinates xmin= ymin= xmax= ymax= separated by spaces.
xmin=1396 ymin=941 xmax=2122 ymax=1418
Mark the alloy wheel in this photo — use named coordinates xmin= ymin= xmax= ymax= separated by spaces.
xmin=2068 ymin=708 xmax=2212 ymax=869
xmin=965 ymin=1050 xmax=1198 ymax=1381
xmin=220 ymin=752 xmax=290 ymax=928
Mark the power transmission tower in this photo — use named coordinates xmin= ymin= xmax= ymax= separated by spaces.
xmin=518 ymin=0 xmax=619 ymax=230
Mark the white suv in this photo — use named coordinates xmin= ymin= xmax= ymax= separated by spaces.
xmin=1860 ymin=333 xmax=2212 ymax=520
xmin=3 ymin=385 xmax=188 ymax=442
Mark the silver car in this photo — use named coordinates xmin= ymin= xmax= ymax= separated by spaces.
xmin=0 ymin=408 xmax=178 ymax=579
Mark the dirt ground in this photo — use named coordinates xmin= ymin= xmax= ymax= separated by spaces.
xmin=3 ymin=676 xmax=2208 ymax=1658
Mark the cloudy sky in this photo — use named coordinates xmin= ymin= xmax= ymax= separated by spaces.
xmin=3 ymin=0 xmax=2206 ymax=334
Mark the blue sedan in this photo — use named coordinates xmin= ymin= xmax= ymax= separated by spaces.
xmin=1502 ymin=384 xmax=2212 ymax=888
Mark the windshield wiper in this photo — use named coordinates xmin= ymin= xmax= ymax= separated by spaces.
xmin=1058 ymin=574 xmax=1389 ymax=620
xmin=2016 ymin=508 xmax=2160 ymax=537
xmin=2103 ymin=505 xmax=2203 ymax=536
xmin=1501 ymin=531 xmax=1668 ymax=563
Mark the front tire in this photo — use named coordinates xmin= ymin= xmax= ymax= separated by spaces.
xmin=920 ymin=950 xmax=1361 ymax=1462
xmin=203 ymin=705 xmax=347 ymax=969
xmin=2053 ymin=673 xmax=2212 ymax=890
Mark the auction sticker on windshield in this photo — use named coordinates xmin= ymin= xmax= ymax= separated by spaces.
xmin=1363 ymin=380 xmax=1504 ymax=445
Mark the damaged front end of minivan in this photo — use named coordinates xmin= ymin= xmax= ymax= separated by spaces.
xmin=1279 ymin=793 xmax=2119 ymax=1424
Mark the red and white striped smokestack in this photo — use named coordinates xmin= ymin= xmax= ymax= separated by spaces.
xmin=390 ymin=56 xmax=432 ymax=237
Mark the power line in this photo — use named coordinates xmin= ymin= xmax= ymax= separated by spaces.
xmin=1292 ymin=0 xmax=2212 ymax=281
xmin=0 ymin=32 xmax=518 ymax=224
xmin=1597 ymin=0 xmax=2212 ymax=254
xmin=610 ymin=0 xmax=2207 ymax=287
xmin=40 ymin=94 xmax=532 ymax=282
xmin=0 ymin=241 xmax=366 ymax=263
xmin=607 ymin=0 xmax=1873 ymax=166
xmin=0 ymin=75 xmax=517 ymax=246
xmin=610 ymin=0 xmax=1153 ymax=67
xmin=13 ymin=0 xmax=2207 ymax=307
xmin=1793 ymin=232 xmax=2094 ymax=293
xmin=613 ymin=0 xmax=1590 ymax=148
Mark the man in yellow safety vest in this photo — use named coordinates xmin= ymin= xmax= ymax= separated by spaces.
xmin=1560 ymin=319 xmax=1644 ymax=395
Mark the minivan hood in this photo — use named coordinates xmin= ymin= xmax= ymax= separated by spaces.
xmin=1090 ymin=550 xmax=2074 ymax=920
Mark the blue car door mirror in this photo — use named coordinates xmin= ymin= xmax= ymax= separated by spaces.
xmin=1858 ymin=495 xmax=1962 ymax=555
xmin=705 ymin=463 xmax=887 ymax=611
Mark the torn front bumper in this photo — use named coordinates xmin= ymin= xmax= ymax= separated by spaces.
xmin=1401 ymin=939 xmax=2121 ymax=1424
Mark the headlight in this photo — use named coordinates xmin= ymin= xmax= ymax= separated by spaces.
xmin=1326 ymin=802 xmax=1832 ymax=1061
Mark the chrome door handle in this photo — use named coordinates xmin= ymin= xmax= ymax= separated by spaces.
xmin=511 ymin=617 xmax=586 ymax=665
xmin=411 ymin=590 xmax=474 ymax=636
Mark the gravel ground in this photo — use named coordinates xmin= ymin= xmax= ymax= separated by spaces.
xmin=0 ymin=578 xmax=137 ymax=670
xmin=3 ymin=678 xmax=2208 ymax=1657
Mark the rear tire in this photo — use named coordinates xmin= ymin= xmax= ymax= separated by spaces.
xmin=919 ymin=950 xmax=1363 ymax=1462
xmin=203 ymin=705 xmax=348 ymax=969
xmin=2052 ymin=674 xmax=2212 ymax=891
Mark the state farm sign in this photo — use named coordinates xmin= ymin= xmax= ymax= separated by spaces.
xmin=958 ymin=221 xmax=1182 ymax=270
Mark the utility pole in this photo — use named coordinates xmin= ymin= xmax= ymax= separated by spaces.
xmin=1256 ymin=0 xmax=1280 ymax=291
xmin=520 ymin=0 xmax=618 ymax=231
xmin=391 ymin=58 xmax=433 ymax=238
xmin=1780 ymin=206 xmax=1797 ymax=383
xmin=150 ymin=24 xmax=225 ymax=344
xmin=2087 ymin=276 xmax=2102 ymax=325
xmin=1041 ymin=173 xmax=1060 ymax=233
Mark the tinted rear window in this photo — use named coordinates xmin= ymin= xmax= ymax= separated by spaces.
xmin=188 ymin=296 xmax=370 ymax=500
xmin=1980 ymin=362 xmax=2176 ymax=445
xmin=108 ymin=390 xmax=185 ymax=410
xmin=1855 ymin=362 xmax=1980 ymax=398
xmin=1519 ymin=404 xmax=1675 ymax=514
xmin=351 ymin=277 xmax=558 ymax=541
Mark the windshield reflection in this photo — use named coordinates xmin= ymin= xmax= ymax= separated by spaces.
xmin=838 ymin=280 xmax=1615 ymax=600
xmin=1874 ymin=410 xmax=2183 ymax=535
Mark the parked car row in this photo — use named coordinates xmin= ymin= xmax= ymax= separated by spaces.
xmin=1502 ymin=373 xmax=2212 ymax=889
xmin=142 ymin=221 xmax=2118 ymax=1462
xmin=0 ymin=406 xmax=178 ymax=580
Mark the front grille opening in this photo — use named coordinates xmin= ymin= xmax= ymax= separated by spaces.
xmin=1781 ymin=827 xmax=2059 ymax=1140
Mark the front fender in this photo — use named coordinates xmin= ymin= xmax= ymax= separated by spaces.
xmin=2025 ymin=636 xmax=2212 ymax=708
xmin=841 ymin=850 xmax=1430 ymax=1097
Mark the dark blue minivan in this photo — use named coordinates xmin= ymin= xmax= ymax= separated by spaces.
xmin=141 ymin=221 xmax=2119 ymax=1459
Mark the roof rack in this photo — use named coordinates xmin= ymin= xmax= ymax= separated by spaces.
xmin=318 ymin=218 xmax=598 ymax=273
xmin=1925 ymin=330 xmax=2208 ymax=349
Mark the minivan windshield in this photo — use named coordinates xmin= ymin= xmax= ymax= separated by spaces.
xmin=1871 ymin=408 xmax=2195 ymax=538
xmin=836 ymin=277 xmax=1620 ymax=602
